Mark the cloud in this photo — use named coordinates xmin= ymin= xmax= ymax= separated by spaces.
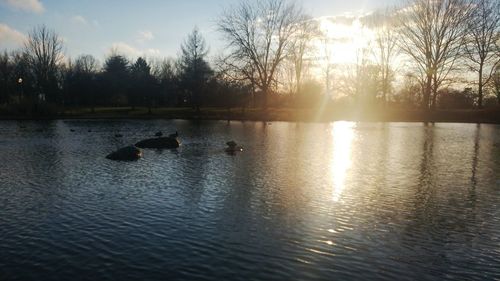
xmin=0 ymin=23 xmax=27 ymax=50
xmin=109 ymin=42 xmax=160 ymax=58
xmin=71 ymin=15 xmax=88 ymax=25
xmin=137 ymin=30 xmax=154 ymax=43
xmin=1 ymin=0 xmax=44 ymax=14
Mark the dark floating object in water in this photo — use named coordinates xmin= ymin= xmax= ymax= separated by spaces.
xmin=20 ymin=125 xmax=27 ymax=129
xmin=154 ymin=131 xmax=163 ymax=137
xmin=225 ymin=140 xmax=243 ymax=154
xmin=70 ymin=129 xmax=75 ymax=132
xmin=168 ymin=131 xmax=179 ymax=138
xmin=136 ymin=137 xmax=180 ymax=149
xmin=115 ymin=134 xmax=123 ymax=138
xmin=88 ymin=129 xmax=92 ymax=132
xmin=106 ymin=145 xmax=143 ymax=161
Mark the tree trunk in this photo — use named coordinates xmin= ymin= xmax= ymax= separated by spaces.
xmin=478 ymin=64 xmax=483 ymax=109
xmin=431 ymin=83 xmax=438 ymax=110
xmin=262 ymin=86 xmax=269 ymax=110
xmin=423 ymin=75 xmax=432 ymax=110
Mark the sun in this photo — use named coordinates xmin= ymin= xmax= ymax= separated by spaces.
xmin=316 ymin=16 xmax=375 ymax=66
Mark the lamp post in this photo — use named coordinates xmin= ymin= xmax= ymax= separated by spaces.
xmin=17 ymin=77 xmax=23 ymax=103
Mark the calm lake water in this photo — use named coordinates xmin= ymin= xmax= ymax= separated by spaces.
xmin=0 ymin=120 xmax=499 ymax=281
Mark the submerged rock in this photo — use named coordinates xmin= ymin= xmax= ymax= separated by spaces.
xmin=106 ymin=145 xmax=143 ymax=161
xmin=135 ymin=137 xmax=180 ymax=149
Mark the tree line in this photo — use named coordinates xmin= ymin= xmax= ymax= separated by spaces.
xmin=0 ymin=0 xmax=499 ymax=116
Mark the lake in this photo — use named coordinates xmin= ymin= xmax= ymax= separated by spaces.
xmin=0 ymin=120 xmax=499 ymax=280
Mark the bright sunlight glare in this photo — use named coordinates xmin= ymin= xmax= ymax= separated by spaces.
xmin=317 ymin=16 xmax=375 ymax=65
xmin=330 ymin=121 xmax=355 ymax=202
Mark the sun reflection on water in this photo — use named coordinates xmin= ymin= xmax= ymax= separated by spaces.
xmin=331 ymin=122 xmax=355 ymax=202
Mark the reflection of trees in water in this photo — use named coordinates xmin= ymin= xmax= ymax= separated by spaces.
xmin=417 ymin=123 xmax=436 ymax=203
xmin=398 ymin=124 xmax=452 ymax=276
xmin=464 ymin=124 xmax=480 ymax=223
xmin=213 ymin=123 xmax=328 ymax=275
xmin=470 ymin=124 xmax=480 ymax=188
xmin=3 ymin=120 xmax=65 ymax=234
xmin=399 ymin=123 xmax=489 ymax=277
xmin=174 ymin=120 xmax=218 ymax=207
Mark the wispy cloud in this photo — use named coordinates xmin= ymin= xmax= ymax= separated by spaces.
xmin=71 ymin=15 xmax=88 ymax=25
xmin=137 ymin=30 xmax=154 ymax=44
xmin=0 ymin=23 xmax=27 ymax=50
xmin=109 ymin=42 xmax=160 ymax=58
xmin=1 ymin=0 xmax=44 ymax=14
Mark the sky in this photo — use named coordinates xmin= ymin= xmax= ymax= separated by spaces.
xmin=0 ymin=0 xmax=401 ymax=62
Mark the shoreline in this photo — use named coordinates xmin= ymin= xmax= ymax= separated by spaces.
xmin=1 ymin=107 xmax=500 ymax=124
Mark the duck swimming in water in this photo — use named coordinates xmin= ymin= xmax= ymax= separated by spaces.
xmin=225 ymin=141 xmax=243 ymax=154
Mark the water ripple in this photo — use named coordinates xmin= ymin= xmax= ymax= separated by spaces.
xmin=0 ymin=120 xmax=499 ymax=280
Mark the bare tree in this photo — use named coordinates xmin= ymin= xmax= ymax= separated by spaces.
xmin=338 ymin=47 xmax=379 ymax=102
xmin=320 ymin=32 xmax=334 ymax=99
xmin=217 ymin=0 xmax=305 ymax=109
xmin=289 ymin=17 xmax=319 ymax=96
xmin=24 ymin=25 xmax=65 ymax=102
xmin=400 ymin=72 xmax=422 ymax=106
xmin=464 ymin=0 xmax=500 ymax=108
xmin=492 ymin=64 xmax=500 ymax=104
xmin=179 ymin=27 xmax=212 ymax=112
xmin=397 ymin=0 xmax=473 ymax=109
xmin=369 ymin=10 xmax=399 ymax=105
xmin=74 ymin=54 xmax=98 ymax=74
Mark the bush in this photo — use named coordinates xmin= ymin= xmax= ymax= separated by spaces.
xmin=0 ymin=99 xmax=60 ymax=116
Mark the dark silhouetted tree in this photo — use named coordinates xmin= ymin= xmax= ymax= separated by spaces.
xmin=130 ymin=57 xmax=157 ymax=113
xmin=398 ymin=0 xmax=473 ymax=109
xmin=218 ymin=0 xmax=305 ymax=109
xmin=153 ymin=58 xmax=180 ymax=106
xmin=103 ymin=55 xmax=130 ymax=107
xmin=24 ymin=25 xmax=65 ymax=103
xmin=492 ymin=65 xmax=500 ymax=104
xmin=464 ymin=0 xmax=500 ymax=108
xmin=65 ymin=54 xmax=99 ymax=111
xmin=179 ymin=27 xmax=213 ymax=112
xmin=0 ymin=52 xmax=13 ymax=103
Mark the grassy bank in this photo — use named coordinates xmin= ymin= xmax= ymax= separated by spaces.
xmin=1 ymin=106 xmax=500 ymax=124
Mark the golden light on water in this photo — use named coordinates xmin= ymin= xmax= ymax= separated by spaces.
xmin=331 ymin=122 xmax=355 ymax=202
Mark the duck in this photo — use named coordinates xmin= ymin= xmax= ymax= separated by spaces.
xmin=155 ymin=131 xmax=163 ymax=137
xmin=70 ymin=129 xmax=75 ymax=132
xmin=115 ymin=134 xmax=123 ymax=138
xmin=225 ymin=140 xmax=243 ymax=153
